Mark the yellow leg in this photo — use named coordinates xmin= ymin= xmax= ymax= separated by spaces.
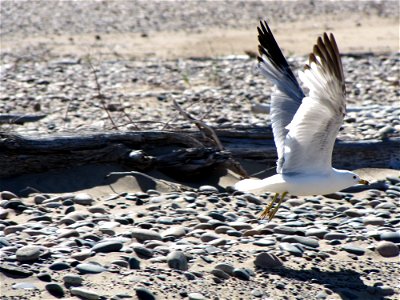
xmin=259 ymin=193 xmax=279 ymax=219
xmin=268 ymin=191 xmax=288 ymax=221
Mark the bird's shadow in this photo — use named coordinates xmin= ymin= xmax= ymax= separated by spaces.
xmin=257 ymin=266 xmax=381 ymax=300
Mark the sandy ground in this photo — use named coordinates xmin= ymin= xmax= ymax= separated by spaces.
xmin=1 ymin=15 xmax=398 ymax=61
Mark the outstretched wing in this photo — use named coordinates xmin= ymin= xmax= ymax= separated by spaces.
xmin=281 ymin=33 xmax=346 ymax=174
xmin=257 ymin=21 xmax=305 ymax=173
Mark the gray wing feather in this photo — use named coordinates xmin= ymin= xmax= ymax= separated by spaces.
xmin=257 ymin=21 xmax=305 ymax=173
xmin=281 ymin=33 xmax=346 ymax=174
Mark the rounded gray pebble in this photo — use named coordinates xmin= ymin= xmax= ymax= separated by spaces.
xmin=376 ymin=241 xmax=399 ymax=257
xmin=16 ymin=246 xmax=41 ymax=262
xmin=254 ymin=252 xmax=283 ymax=268
xmin=167 ymin=251 xmax=188 ymax=271
xmin=70 ymin=287 xmax=100 ymax=300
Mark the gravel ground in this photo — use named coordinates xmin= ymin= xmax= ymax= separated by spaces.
xmin=0 ymin=1 xmax=399 ymax=300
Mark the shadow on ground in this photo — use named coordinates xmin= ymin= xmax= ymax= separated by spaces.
xmin=259 ymin=266 xmax=381 ymax=300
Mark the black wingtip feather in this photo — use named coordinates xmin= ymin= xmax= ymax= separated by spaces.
xmin=257 ymin=20 xmax=297 ymax=83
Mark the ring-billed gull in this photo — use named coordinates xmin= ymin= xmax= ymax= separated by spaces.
xmin=235 ymin=21 xmax=369 ymax=221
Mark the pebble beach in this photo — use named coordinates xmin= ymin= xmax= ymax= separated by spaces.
xmin=1 ymin=1 xmax=399 ymax=300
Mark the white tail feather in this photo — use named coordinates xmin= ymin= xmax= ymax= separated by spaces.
xmin=235 ymin=178 xmax=267 ymax=192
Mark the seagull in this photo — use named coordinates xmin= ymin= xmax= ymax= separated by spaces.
xmin=235 ymin=21 xmax=369 ymax=221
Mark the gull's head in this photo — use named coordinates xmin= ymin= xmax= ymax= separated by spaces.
xmin=333 ymin=169 xmax=369 ymax=190
xmin=344 ymin=171 xmax=369 ymax=186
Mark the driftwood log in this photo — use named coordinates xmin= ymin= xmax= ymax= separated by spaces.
xmin=0 ymin=128 xmax=399 ymax=179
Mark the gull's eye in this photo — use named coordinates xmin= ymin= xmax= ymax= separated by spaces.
xmin=353 ymin=175 xmax=357 ymax=179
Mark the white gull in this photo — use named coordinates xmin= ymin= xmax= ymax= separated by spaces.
xmin=235 ymin=21 xmax=369 ymax=220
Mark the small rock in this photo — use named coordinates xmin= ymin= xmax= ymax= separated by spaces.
xmin=341 ymin=245 xmax=365 ymax=256
xmin=254 ymin=252 xmax=283 ymax=268
xmin=362 ymin=216 xmax=385 ymax=226
xmin=188 ymin=293 xmax=205 ymax=300
xmin=71 ymin=287 xmax=100 ymax=300
xmin=281 ymin=236 xmax=319 ymax=248
xmin=376 ymin=241 xmax=399 ymax=257
xmin=76 ymin=263 xmax=106 ymax=274
xmin=380 ymin=231 xmax=400 ymax=243
xmin=12 ymin=282 xmax=38 ymax=290
xmin=16 ymin=246 xmax=41 ymax=262
xmin=49 ymin=262 xmax=71 ymax=271
xmin=91 ymin=241 xmax=123 ymax=253
xmin=324 ymin=232 xmax=348 ymax=240
xmin=131 ymin=229 xmax=162 ymax=242
xmin=279 ymin=242 xmax=303 ymax=256
xmin=214 ymin=263 xmax=234 ymax=275
xmin=167 ymin=251 xmax=188 ymax=271
xmin=0 ymin=264 xmax=33 ymax=277
xmin=135 ymin=287 xmax=156 ymax=300
xmin=37 ymin=272 xmax=52 ymax=282
xmin=63 ymin=274 xmax=83 ymax=286
xmin=199 ymin=185 xmax=218 ymax=193
xmin=73 ymin=193 xmax=94 ymax=205
xmin=161 ymin=226 xmax=187 ymax=238
xmin=211 ymin=268 xmax=230 ymax=279
xmin=46 ymin=283 xmax=65 ymax=298
xmin=232 ymin=268 xmax=251 ymax=280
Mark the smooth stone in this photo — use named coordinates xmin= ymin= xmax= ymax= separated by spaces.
xmin=91 ymin=241 xmax=123 ymax=253
xmin=380 ymin=231 xmax=400 ymax=243
xmin=71 ymin=287 xmax=100 ymax=300
xmin=375 ymin=202 xmax=396 ymax=209
xmin=324 ymin=232 xmax=348 ymax=240
xmin=253 ymin=239 xmax=276 ymax=247
xmin=49 ymin=262 xmax=71 ymax=271
xmin=133 ymin=246 xmax=153 ymax=259
xmin=45 ymin=283 xmax=65 ymax=298
xmin=131 ymin=229 xmax=162 ymax=242
xmin=37 ymin=272 xmax=52 ymax=282
xmin=214 ymin=263 xmax=234 ymax=275
xmin=161 ymin=226 xmax=187 ymax=238
xmin=363 ymin=217 xmax=385 ymax=226
xmin=0 ymin=264 xmax=33 ymax=277
xmin=273 ymin=226 xmax=304 ymax=236
xmin=12 ymin=282 xmax=38 ymax=290
xmin=76 ymin=263 xmax=106 ymax=274
xmin=1 ymin=191 xmax=18 ymax=200
xmin=16 ymin=246 xmax=41 ymax=262
xmin=4 ymin=225 xmax=27 ymax=235
xmin=232 ymin=268 xmax=251 ymax=280
xmin=200 ymin=233 xmax=220 ymax=242
xmin=73 ymin=193 xmax=94 ymax=205
xmin=228 ymin=222 xmax=252 ymax=230
xmin=341 ymin=245 xmax=365 ymax=256
xmin=305 ymin=229 xmax=329 ymax=239
xmin=0 ymin=237 xmax=10 ymax=247
xmin=188 ymin=293 xmax=205 ymax=300
xmin=63 ymin=274 xmax=83 ymax=286
xmin=281 ymin=236 xmax=319 ymax=248
xmin=376 ymin=241 xmax=399 ymax=257
xmin=167 ymin=251 xmax=188 ymax=271
xmin=242 ymin=193 xmax=263 ymax=205
xmin=199 ymin=185 xmax=218 ymax=193
xmin=254 ymin=252 xmax=283 ymax=268
xmin=211 ymin=268 xmax=230 ymax=279
xmin=279 ymin=242 xmax=303 ymax=256
xmin=71 ymin=249 xmax=92 ymax=261
xmin=135 ymin=287 xmax=156 ymax=300
xmin=128 ymin=257 xmax=141 ymax=269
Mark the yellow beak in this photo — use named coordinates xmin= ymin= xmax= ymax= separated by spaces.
xmin=358 ymin=179 xmax=369 ymax=185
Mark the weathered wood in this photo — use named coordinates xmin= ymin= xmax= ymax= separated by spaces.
xmin=0 ymin=129 xmax=398 ymax=178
